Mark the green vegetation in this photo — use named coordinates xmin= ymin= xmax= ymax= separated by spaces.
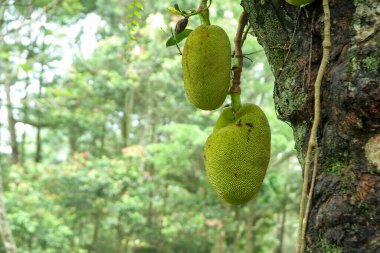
xmin=0 ymin=0 xmax=301 ymax=252
xmin=363 ymin=56 xmax=379 ymax=74
xmin=316 ymin=238 xmax=343 ymax=253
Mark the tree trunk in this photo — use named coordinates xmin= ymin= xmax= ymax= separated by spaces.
xmin=232 ymin=207 xmax=242 ymax=253
xmin=212 ymin=227 xmax=225 ymax=253
xmin=242 ymin=0 xmax=379 ymax=252
xmin=20 ymin=92 xmax=29 ymax=165
xmin=35 ymin=125 xmax=42 ymax=162
xmin=121 ymin=90 xmax=134 ymax=147
xmin=68 ymin=125 xmax=79 ymax=155
xmin=91 ymin=213 xmax=100 ymax=251
xmin=4 ymin=80 xmax=18 ymax=164
xmin=275 ymin=184 xmax=287 ymax=253
xmin=35 ymin=37 xmax=46 ymax=163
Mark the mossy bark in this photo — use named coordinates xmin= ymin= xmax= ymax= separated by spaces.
xmin=242 ymin=0 xmax=380 ymax=252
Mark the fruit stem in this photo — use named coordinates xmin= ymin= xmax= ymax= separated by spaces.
xmin=229 ymin=11 xmax=248 ymax=113
xmin=231 ymin=93 xmax=241 ymax=112
xmin=198 ymin=0 xmax=211 ymax=25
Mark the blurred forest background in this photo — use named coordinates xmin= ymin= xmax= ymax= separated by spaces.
xmin=0 ymin=0 xmax=302 ymax=252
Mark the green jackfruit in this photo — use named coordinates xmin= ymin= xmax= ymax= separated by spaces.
xmin=204 ymin=104 xmax=271 ymax=205
xmin=182 ymin=25 xmax=231 ymax=110
xmin=285 ymin=0 xmax=315 ymax=7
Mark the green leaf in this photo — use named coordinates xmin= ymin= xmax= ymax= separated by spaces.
xmin=167 ymin=7 xmax=182 ymax=15
xmin=20 ymin=62 xmax=33 ymax=72
xmin=135 ymin=2 xmax=143 ymax=10
xmin=166 ymin=29 xmax=192 ymax=48
xmin=134 ymin=11 xmax=141 ymax=19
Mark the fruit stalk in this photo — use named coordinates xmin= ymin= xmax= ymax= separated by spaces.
xmin=230 ymin=93 xmax=241 ymax=112
xmin=198 ymin=0 xmax=210 ymax=25
xmin=230 ymin=11 xmax=248 ymax=112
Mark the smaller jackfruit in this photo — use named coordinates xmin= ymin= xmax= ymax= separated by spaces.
xmin=182 ymin=25 xmax=231 ymax=110
xmin=204 ymin=104 xmax=271 ymax=205
xmin=285 ymin=0 xmax=315 ymax=7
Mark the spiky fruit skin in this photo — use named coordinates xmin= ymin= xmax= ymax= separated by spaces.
xmin=204 ymin=104 xmax=271 ymax=205
xmin=285 ymin=0 xmax=315 ymax=7
xmin=182 ymin=25 xmax=231 ymax=110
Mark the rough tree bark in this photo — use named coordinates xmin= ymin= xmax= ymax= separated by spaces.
xmin=241 ymin=0 xmax=379 ymax=252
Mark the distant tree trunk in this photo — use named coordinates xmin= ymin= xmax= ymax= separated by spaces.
xmin=35 ymin=38 xmax=46 ymax=163
xmin=146 ymin=163 xmax=154 ymax=228
xmin=35 ymin=28 xmax=49 ymax=162
xmin=212 ymin=227 xmax=224 ymax=253
xmin=35 ymin=124 xmax=42 ymax=162
xmin=232 ymin=207 xmax=242 ymax=253
xmin=100 ymin=123 xmax=106 ymax=155
xmin=121 ymin=90 xmax=134 ymax=147
xmin=245 ymin=202 xmax=254 ymax=253
xmin=91 ymin=213 xmax=100 ymax=251
xmin=20 ymin=25 xmax=33 ymax=165
xmin=68 ymin=125 xmax=80 ymax=155
xmin=116 ymin=214 xmax=125 ymax=253
xmin=20 ymin=82 xmax=29 ymax=165
xmin=275 ymin=184 xmax=287 ymax=253
xmin=242 ymin=0 xmax=379 ymax=252
xmin=4 ymin=79 xmax=18 ymax=164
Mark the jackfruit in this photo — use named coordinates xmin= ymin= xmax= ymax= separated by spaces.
xmin=204 ymin=104 xmax=271 ymax=205
xmin=182 ymin=25 xmax=231 ymax=110
xmin=285 ymin=0 xmax=315 ymax=7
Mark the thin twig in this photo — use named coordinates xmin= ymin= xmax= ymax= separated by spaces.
xmin=296 ymin=0 xmax=331 ymax=252
xmin=243 ymin=55 xmax=253 ymax=62
xmin=244 ymin=50 xmax=264 ymax=55
xmin=170 ymin=27 xmax=182 ymax=55
xmin=241 ymin=25 xmax=250 ymax=46
xmin=185 ymin=0 xmax=212 ymax=17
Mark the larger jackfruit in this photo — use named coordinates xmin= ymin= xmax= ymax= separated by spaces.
xmin=182 ymin=25 xmax=231 ymax=110
xmin=204 ymin=104 xmax=271 ymax=205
